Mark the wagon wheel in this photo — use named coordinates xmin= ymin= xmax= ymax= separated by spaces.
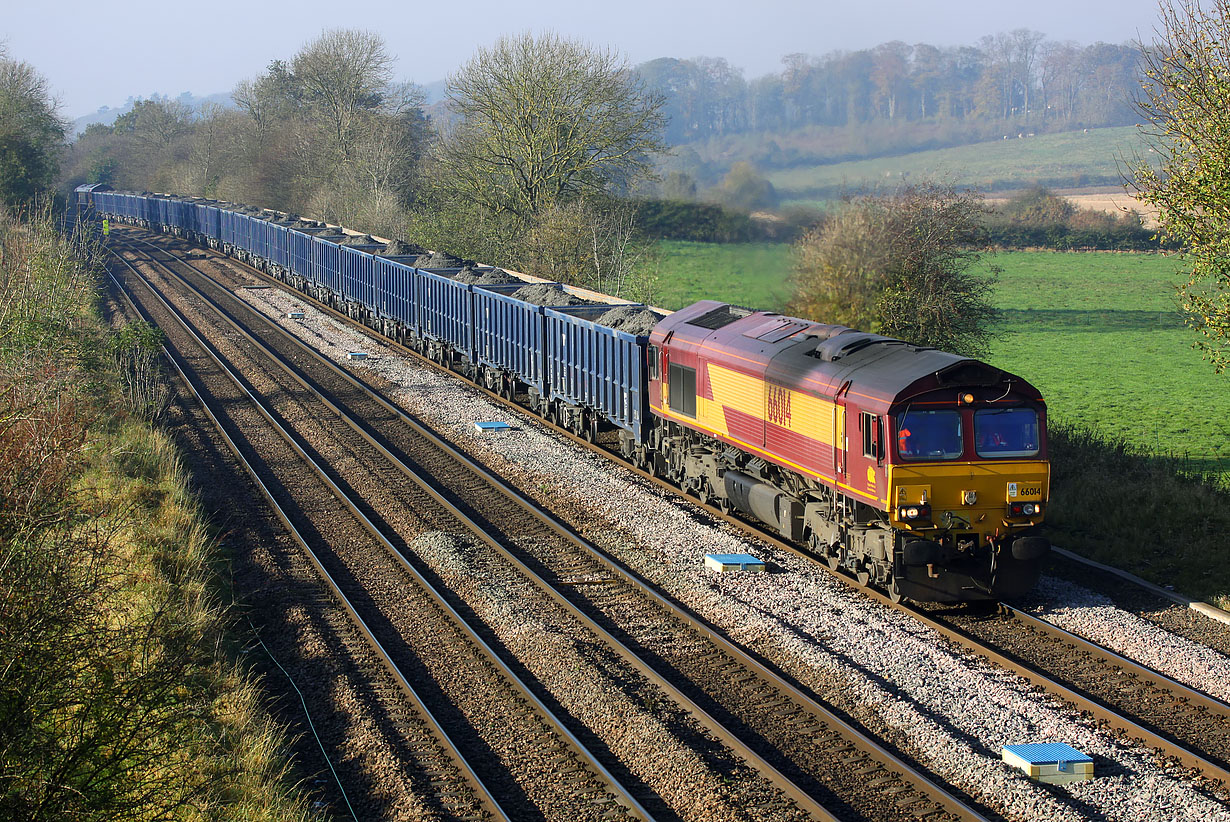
xmin=696 ymin=480 xmax=713 ymax=508
xmin=887 ymin=576 xmax=906 ymax=604
xmin=582 ymin=418 xmax=596 ymax=442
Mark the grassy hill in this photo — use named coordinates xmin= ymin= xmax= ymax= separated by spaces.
xmin=764 ymin=126 xmax=1149 ymax=204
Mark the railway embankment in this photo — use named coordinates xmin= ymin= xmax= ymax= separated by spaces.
xmin=0 ymin=207 xmax=311 ymax=821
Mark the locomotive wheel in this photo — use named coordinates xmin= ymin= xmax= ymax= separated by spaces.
xmin=856 ymin=566 xmax=871 ymax=586
xmin=887 ymin=577 xmax=905 ymax=604
xmin=825 ymin=549 xmax=841 ymax=572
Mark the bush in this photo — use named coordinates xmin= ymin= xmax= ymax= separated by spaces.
xmin=0 ymin=205 xmax=311 ymax=821
xmin=633 ymin=198 xmax=777 ymax=242
xmin=984 ymin=186 xmax=1167 ymax=250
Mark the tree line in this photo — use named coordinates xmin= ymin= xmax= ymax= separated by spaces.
xmin=636 ymin=32 xmax=1141 ymax=151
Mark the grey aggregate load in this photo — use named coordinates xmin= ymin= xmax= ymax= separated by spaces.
xmin=380 ymin=239 xmax=426 ymax=257
xmin=512 ymin=284 xmax=598 ymax=307
xmin=595 ymin=306 xmax=664 ymax=335
xmin=414 ymin=251 xmax=469 ymax=269
xmin=342 ymin=234 xmax=380 ymax=247
xmin=453 ymin=266 xmax=519 ymax=285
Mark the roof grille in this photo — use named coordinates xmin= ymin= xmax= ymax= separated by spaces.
xmin=686 ymin=304 xmax=753 ymax=330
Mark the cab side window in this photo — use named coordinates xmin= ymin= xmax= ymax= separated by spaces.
xmin=647 ymin=345 xmax=660 ymax=380
xmin=861 ymin=412 xmax=881 ymax=460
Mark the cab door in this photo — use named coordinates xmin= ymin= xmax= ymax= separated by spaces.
xmin=833 ymin=380 xmax=850 ymax=485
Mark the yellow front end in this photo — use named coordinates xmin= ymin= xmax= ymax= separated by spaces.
xmin=888 ymin=460 xmax=1050 ymax=542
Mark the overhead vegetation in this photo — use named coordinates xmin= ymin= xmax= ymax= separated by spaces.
xmin=1131 ymin=0 xmax=1230 ymax=372
xmin=789 ymin=181 xmax=1000 ymax=358
xmin=0 ymin=48 xmax=65 ymax=206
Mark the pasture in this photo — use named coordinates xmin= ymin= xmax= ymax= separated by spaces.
xmin=766 ymin=126 xmax=1148 ymax=203
xmin=654 ymin=241 xmax=1229 ymax=478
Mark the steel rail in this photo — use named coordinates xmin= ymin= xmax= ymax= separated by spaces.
xmin=105 ymin=242 xmax=638 ymax=822
xmin=124 ymin=227 xmax=996 ymax=822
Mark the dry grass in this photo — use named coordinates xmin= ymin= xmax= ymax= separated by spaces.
xmin=0 ymin=204 xmax=313 ymax=821
xmin=985 ymin=186 xmax=1160 ymax=229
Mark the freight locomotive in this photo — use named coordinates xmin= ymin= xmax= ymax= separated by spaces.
xmin=78 ymin=186 xmax=1051 ymax=602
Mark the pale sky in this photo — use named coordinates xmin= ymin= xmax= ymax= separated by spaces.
xmin=5 ymin=0 xmax=1165 ymax=118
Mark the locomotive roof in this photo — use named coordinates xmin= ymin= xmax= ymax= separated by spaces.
xmin=654 ymin=301 xmax=1041 ymax=411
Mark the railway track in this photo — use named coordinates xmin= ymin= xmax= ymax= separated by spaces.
xmin=179 ymin=224 xmax=1230 ymax=798
xmin=112 ymin=228 xmax=999 ymax=821
xmin=106 ymin=240 xmax=650 ymax=822
xmin=113 ymin=224 xmax=1230 ymax=818
xmin=921 ymin=601 xmax=1230 ymax=782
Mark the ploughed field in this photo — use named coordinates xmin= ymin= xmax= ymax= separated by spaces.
xmin=654 ymin=243 xmax=1226 ymax=479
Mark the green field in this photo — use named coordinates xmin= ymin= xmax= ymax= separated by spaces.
xmin=655 ymin=241 xmax=1229 ymax=476
xmin=766 ymin=126 xmax=1147 ymax=202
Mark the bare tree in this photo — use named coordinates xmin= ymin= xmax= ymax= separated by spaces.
xmin=0 ymin=56 xmax=65 ymax=204
xmin=291 ymin=29 xmax=401 ymax=162
xmin=438 ymin=32 xmax=667 ymax=220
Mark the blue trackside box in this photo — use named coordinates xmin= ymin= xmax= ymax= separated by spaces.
xmin=704 ymin=553 xmax=767 ymax=573
xmin=1002 ymin=743 xmax=1093 ymax=784
xmin=473 ymin=284 xmax=549 ymax=394
xmin=544 ymin=305 xmax=649 ymax=441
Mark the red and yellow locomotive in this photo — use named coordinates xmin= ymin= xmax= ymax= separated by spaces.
xmin=641 ymin=301 xmax=1050 ymax=602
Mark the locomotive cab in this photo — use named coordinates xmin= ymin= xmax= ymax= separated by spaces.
xmin=885 ymin=366 xmax=1051 ymax=601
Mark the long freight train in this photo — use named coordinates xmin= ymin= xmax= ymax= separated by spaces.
xmin=79 ymin=185 xmax=1051 ymax=602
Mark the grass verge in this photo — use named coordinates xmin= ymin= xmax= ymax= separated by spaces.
xmin=0 ymin=204 xmax=313 ymax=821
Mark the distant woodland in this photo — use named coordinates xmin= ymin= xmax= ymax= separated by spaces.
xmin=636 ymin=31 xmax=1140 ymax=182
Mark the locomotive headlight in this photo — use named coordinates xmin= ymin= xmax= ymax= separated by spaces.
xmin=898 ymin=503 xmax=932 ymax=521
xmin=962 ymin=490 xmax=977 ymax=505
xmin=1009 ymin=501 xmax=1043 ymax=517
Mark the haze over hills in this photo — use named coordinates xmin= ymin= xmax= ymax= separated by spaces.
xmin=71 ymin=91 xmax=235 ymax=136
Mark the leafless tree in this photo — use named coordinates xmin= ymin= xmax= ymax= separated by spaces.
xmin=438 ymin=32 xmax=667 ymax=220
xmin=291 ymin=29 xmax=402 ymax=162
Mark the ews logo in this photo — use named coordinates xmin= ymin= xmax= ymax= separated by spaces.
xmin=767 ymin=385 xmax=792 ymax=427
